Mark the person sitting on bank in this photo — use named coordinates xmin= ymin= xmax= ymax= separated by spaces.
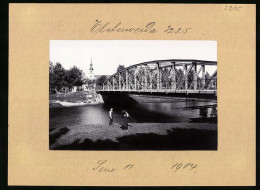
xmin=109 ymin=108 xmax=113 ymax=125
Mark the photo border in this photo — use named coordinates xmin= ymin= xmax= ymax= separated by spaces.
xmin=1 ymin=0 xmax=258 ymax=189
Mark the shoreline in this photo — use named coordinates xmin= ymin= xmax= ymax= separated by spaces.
xmin=49 ymin=100 xmax=101 ymax=108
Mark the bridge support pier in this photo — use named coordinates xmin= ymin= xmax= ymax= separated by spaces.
xmin=201 ymin=65 xmax=206 ymax=88
xmin=125 ymin=69 xmax=129 ymax=91
xmin=112 ymin=77 xmax=115 ymax=90
xmin=149 ymin=71 xmax=153 ymax=90
xmin=134 ymin=69 xmax=137 ymax=90
xmin=156 ymin=63 xmax=161 ymax=91
xmin=144 ymin=66 xmax=148 ymax=90
xmin=118 ymin=73 xmax=121 ymax=90
xmin=183 ymin=64 xmax=188 ymax=90
xmin=171 ymin=63 xmax=176 ymax=90
xmin=193 ymin=62 xmax=198 ymax=90
xmin=159 ymin=68 xmax=162 ymax=90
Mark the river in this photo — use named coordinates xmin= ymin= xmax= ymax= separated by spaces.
xmin=49 ymin=99 xmax=217 ymax=129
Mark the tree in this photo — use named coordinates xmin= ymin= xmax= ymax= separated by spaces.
xmin=49 ymin=61 xmax=55 ymax=91
xmin=116 ymin=65 xmax=125 ymax=73
xmin=205 ymin=72 xmax=211 ymax=80
xmin=49 ymin=62 xmax=87 ymax=93
xmin=188 ymin=69 xmax=194 ymax=82
xmin=176 ymin=69 xmax=184 ymax=81
xmin=96 ymin=75 xmax=108 ymax=86
xmin=204 ymin=71 xmax=212 ymax=88
xmin=66 ymin=66 xmax=84 ymax=88
xmin=52 ymin=62 xmax=67 ymax=92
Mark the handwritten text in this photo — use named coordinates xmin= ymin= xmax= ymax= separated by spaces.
xmin=92 ymin=160 xmax=134 ymax=173
xmin=171 ymin=162 xmax=198 ymax=173
xmin=90 ymin=20 xmax=192 ymax=34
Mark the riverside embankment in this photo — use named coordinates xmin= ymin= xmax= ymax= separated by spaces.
xmin=49 ymin=90 xmax=103 ymax=108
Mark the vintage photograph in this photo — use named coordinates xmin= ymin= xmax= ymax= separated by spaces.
xmin=49 ymin=40 xmax=217 ymax=150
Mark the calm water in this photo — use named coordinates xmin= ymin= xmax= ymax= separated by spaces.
xmin=50 ymin=100 xmax=217 ymax=129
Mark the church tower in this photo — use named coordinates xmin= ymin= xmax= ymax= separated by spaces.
xmin=89 ymin=58 xmax=94 ymax=80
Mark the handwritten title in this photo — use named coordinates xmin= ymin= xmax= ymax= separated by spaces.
xmin=90 ymin=20 xmax=192 ymax=34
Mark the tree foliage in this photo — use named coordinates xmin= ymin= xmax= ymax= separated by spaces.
xmin=116 ymin=65 xmax=125 ymax=73
xmin=52 ymin=62 xmax=67 ymax=91
xmin=49 ymin=61 xmax=55 ymax=89
xmin=96 ymin=75 xmax=108 ymax=86
xmin=49 ymin=61 xmax=85 ymax=93
xmin=66 ymin=66 xmax=84 ymax=87
xmin=205 ymin=72 xmax=210 ymax=79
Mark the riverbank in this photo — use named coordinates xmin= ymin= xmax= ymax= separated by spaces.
xmin=50 ymin=122 xmax=217 ymax=150
xmin=49 ymin=90 xmax=103 ymax=108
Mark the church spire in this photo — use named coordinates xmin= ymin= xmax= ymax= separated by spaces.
xmin=89 ymin=58 xmax=94 ymax=80
xmin=90 ymin=58 xmax=93 ymax=68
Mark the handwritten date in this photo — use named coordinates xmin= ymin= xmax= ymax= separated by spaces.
xmin=171 ymin=162 xmax=198 ymax=173
xmin=92 ymin=160 xmax=134 ymax=172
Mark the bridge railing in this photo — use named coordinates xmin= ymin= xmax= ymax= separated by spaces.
xmin=100 ymin=79 xmax=217 ymax=91
xmin=97 ymin=88 xmax=217 ymax=94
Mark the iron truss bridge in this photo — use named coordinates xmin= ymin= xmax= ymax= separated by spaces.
xmin=98 ymin=59 xmax=217 ymax=100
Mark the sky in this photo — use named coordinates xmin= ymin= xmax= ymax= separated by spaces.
xmin=50 ymin=40 xmax=217 ymax=77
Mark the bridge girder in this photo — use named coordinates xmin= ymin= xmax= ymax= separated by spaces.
xmin=102 ymin=59 xmax=217 ymax=93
